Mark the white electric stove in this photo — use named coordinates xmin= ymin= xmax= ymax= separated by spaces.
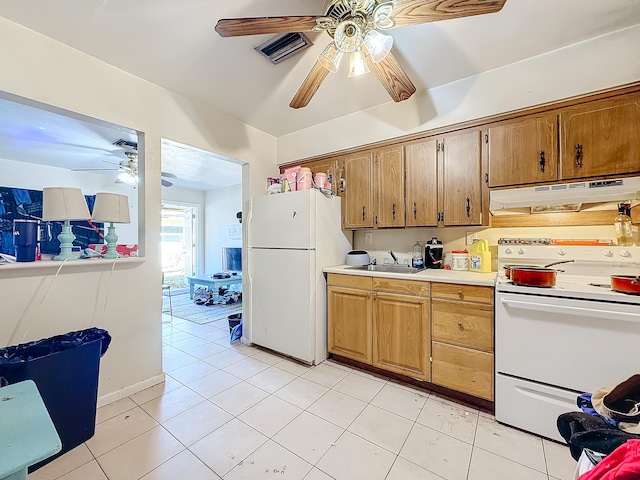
xmin=494 ymin=241 xmax=640 ymax=441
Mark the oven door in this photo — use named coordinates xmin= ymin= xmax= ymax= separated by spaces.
xmin=495 ymin=291 xmax=640 ymax=440
xmin=496 ymin=292 xmax=640 ymax=392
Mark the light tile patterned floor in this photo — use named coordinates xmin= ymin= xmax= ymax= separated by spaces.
xmin=29 ymin=314 xmax=578 ymax=480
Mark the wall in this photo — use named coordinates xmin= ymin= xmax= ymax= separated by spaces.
xmin=204 ymin=184 xmax=242 ymax=273
xmin=277 ymin=25 xmax=640 ymax=163
xmin=0 ymin=17 xmax=278 ymax=403
xmin=353 ymin=225 xmax=618 ymax=269
xmin=0 ymin=157 xmax=139 ymax=243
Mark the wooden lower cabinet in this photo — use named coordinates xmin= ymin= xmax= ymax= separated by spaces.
xmin=431 ymin=283 xmax=495 ymax=401
xmin=327 ymin=274 xmax=494 ymax=402
xmin=431 ymin=342 xmax=494 ymax=401
xmin=327 ymin=282 xmax=372 ymax=364
xmin=373 ymin=292 xmax=430 ymax=381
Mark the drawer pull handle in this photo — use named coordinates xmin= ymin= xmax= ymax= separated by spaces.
xmin=458 ymin=322 xmax=464 ymax=328
xmin=457 ymin=289 xmax=464 ymax=299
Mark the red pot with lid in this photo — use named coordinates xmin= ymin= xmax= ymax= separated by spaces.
xmin=611 ymin=275 xmax=640 ymax=295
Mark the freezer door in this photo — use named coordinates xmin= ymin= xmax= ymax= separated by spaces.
xmin=249 ymin=190 xmax=314 ymax=249
xmin=249 ymin=248 xmax=315 ymax=363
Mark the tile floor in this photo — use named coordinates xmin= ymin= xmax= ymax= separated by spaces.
xmin=29 ymin=314 xmax=577 ymax=480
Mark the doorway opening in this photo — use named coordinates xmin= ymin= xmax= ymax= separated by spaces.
xmin=161 ymin=203 xmax=197 ymax=289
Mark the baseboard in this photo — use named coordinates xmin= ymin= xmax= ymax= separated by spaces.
xmin=97 ymin=373 xmax=166 ymax=408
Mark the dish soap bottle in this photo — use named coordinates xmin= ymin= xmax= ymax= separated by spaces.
xmin=412 ymin=241 xmax=424 ymax=268
xmin=615 ymin=202 xmax=633 ymax=246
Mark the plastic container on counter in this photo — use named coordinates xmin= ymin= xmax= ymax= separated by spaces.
xmin=468 ymin=239 xmax=491 ymax=273
xmin=451 ymin=250 xmax=469 ymax=271
xmin=298 ymin=167 xmax=313 ymax=190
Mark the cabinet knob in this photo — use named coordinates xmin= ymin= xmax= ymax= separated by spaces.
xmin=457 ymin=289 xmax=464 ymax=299
xmin=458 ymin=322 xmax=464 ymax=328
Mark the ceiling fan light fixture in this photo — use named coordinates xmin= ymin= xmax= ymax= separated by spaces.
xmin=117 ymin=171 xmax=138 ymax=186
xmin=348 ymin=49 xmax=370 ymax=77
xmin=334 ymin=20 xmax=364 ymax=53
xmin=363 ymin=29 xmax=393 ymax=63
xmin=318 ymin=43 xmax=344 ymax=73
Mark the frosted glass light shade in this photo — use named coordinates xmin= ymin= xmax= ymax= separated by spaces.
xmin=318 ymin=43 xmax=344 ymax=73
xmin=42 ymin=187 xmax=91 ymax=221
xmin=92 ymin=192 xmax=131 ymax=224
xmin=117 ymin=172 xmax=138 ymax=185
xmin=348 ymin=50 xmax=370 ymax=77
xmin=335 ymin=20 xmax=364 ymax=53
xmin=363 ymin=30 xmax=393 ymax=63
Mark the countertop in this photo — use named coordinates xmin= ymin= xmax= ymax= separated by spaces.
xmin=323 ymin=265 xmax=497 ymax=287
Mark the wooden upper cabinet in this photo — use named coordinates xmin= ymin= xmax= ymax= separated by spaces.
xmin=343 ymin=151 xmax=373 ymax=228
xmin=442 ymin=130 xmax=483 ymax=226
xmin=561 ymin=92 xmax=640 ymax=179
xmin=374 ymin=146 xmax=405 ymax=228
xmin=488 ymin=114 xmax=559 ymax=187
xmin=405 ymin=140 xmax=438 ymax=227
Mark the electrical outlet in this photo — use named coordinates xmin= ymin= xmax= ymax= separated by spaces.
xmin=365 ymin=232 xmax=373 ymax=244
xmin=465 ymin=231 xmax=478 ymax=246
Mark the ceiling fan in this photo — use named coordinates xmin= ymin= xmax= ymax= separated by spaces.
xmin=215 ymin=0 xmax=508 ymax=108
xmin=74 ymin=151 xmax=178 ymax=187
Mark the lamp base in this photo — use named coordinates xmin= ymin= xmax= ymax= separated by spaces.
xmin=55 ymin=220 xmax=78 ymax=261
xmin=102 ymin=223 xmax=119 ymax=259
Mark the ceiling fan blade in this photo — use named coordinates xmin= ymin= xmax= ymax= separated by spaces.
xmin=366 ymin=51 xmax=416 ymax=103
xmin=391 ymin=0 xmax=507 ymax=28
xmin=290 ymin=60 xmax=330 ymax=109
xmin=215 ymin=16 xmax=322 ymax=37
xmin=161 ymin=178 xmax=174 ymax=188
xmin=161 ymin=171 xmax=178 ymax=179
xmin=71 ymin=168 xmax=119 ymax=172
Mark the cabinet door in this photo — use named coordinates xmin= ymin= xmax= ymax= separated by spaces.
xmin=327 ymin=286 xmax=372 ymax=364
xmin=488 ymin=114 xmax=559 ymax=187
xmin=374 ymin=146 xmax=405 ymax=227
xmin=405 ymin=140 xmax=438 ymax=226
xmin=561 ymin=92 xmax=640 ymax=179
xmin=372 ymin=292 xmax=430 ymax=381
xmin=343 ymin=152 xmax=373 ymax=228
xmin=442 ymin=130 xmax=482 ymax=225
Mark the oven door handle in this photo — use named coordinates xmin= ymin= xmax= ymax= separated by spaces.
xmin=501 ymin=299 xmax=640 ymax=322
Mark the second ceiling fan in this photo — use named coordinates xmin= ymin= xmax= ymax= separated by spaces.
xmin=216 ymin=0 xmax=508 ymax=109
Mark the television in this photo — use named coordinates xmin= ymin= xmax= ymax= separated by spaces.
xmin=222 ymin=247 xmax=242 ymax=272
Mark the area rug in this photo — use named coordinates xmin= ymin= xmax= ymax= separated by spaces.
xmin=166 ymin=293 xmax=242 ymax=325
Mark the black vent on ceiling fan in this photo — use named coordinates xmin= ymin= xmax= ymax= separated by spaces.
xmin=255 ymin=32 xmax=313 ymax=65
xmin=112 ymin=139 xmax=138 ymax=150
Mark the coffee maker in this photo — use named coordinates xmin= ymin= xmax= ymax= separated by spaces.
xmin=425 ymin=237 xmax=443 ymax=269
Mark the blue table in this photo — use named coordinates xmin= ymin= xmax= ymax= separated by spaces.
xmin=0 ymin=380 xmax=61 ymax=480
xmin=186 ymin=274 xmax=242 ymax=300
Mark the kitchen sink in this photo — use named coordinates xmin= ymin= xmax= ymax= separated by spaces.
xmin=347 ymin=264 xmax=423 ymax=274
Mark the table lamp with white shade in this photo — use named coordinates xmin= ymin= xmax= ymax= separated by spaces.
xmin=42 ymin=187 xmax=92 ymax=261
xmin=91 ymin=192 xmax=131 ymax=259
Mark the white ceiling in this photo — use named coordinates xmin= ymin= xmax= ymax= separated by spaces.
xmin=0 ymin=0 xmax=638 ymax=189
xmin=0 ymin=96 xmax=242 ymax=190
xmin=1 ymin=0 xmax=639 ymax=138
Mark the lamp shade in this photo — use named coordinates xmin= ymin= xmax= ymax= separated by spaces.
xmin=91 ymin=192 xmax=131 ymax=224
xmin=42 ymin=187 xmax=91 ymax=221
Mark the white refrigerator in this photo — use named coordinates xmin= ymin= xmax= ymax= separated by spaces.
xmin=247 ymin=189 xmax=352 ymax=364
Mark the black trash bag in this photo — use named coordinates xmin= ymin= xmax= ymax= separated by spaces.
xmin=0 ymin=327 xmax=111 ymax=371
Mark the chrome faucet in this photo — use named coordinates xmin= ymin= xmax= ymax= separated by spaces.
xmin=388 ymin=249 xmax=398 ymax=264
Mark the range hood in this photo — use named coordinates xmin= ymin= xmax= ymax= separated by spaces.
xmin=490 ymin=177 xmax=640 ymax=214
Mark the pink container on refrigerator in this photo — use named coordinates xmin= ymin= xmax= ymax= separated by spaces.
xmin=282 ymin=166 xmax=300 ymax=191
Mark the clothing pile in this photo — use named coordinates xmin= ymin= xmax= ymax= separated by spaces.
xmin=557 ymin=374 xmax=640 ymax=479
xmin=193 ymin=287 xmax=242 ymax=307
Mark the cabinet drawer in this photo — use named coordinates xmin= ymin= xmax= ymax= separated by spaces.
xmin=431 ymin=342 xmax=494 ymax=401
xmin=432 ymin=300 xmax=494 ymax=352
xmin=372 ymin=277 xmax=430 ymax=297
xmin=431 ymin=283 xmax=493 ymax=305
xmin=327 ymin=273 xmax=372 ymax=290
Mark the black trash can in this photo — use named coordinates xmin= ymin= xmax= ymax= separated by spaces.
xmin=0 ymin=328 xmax=111 ymax=471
